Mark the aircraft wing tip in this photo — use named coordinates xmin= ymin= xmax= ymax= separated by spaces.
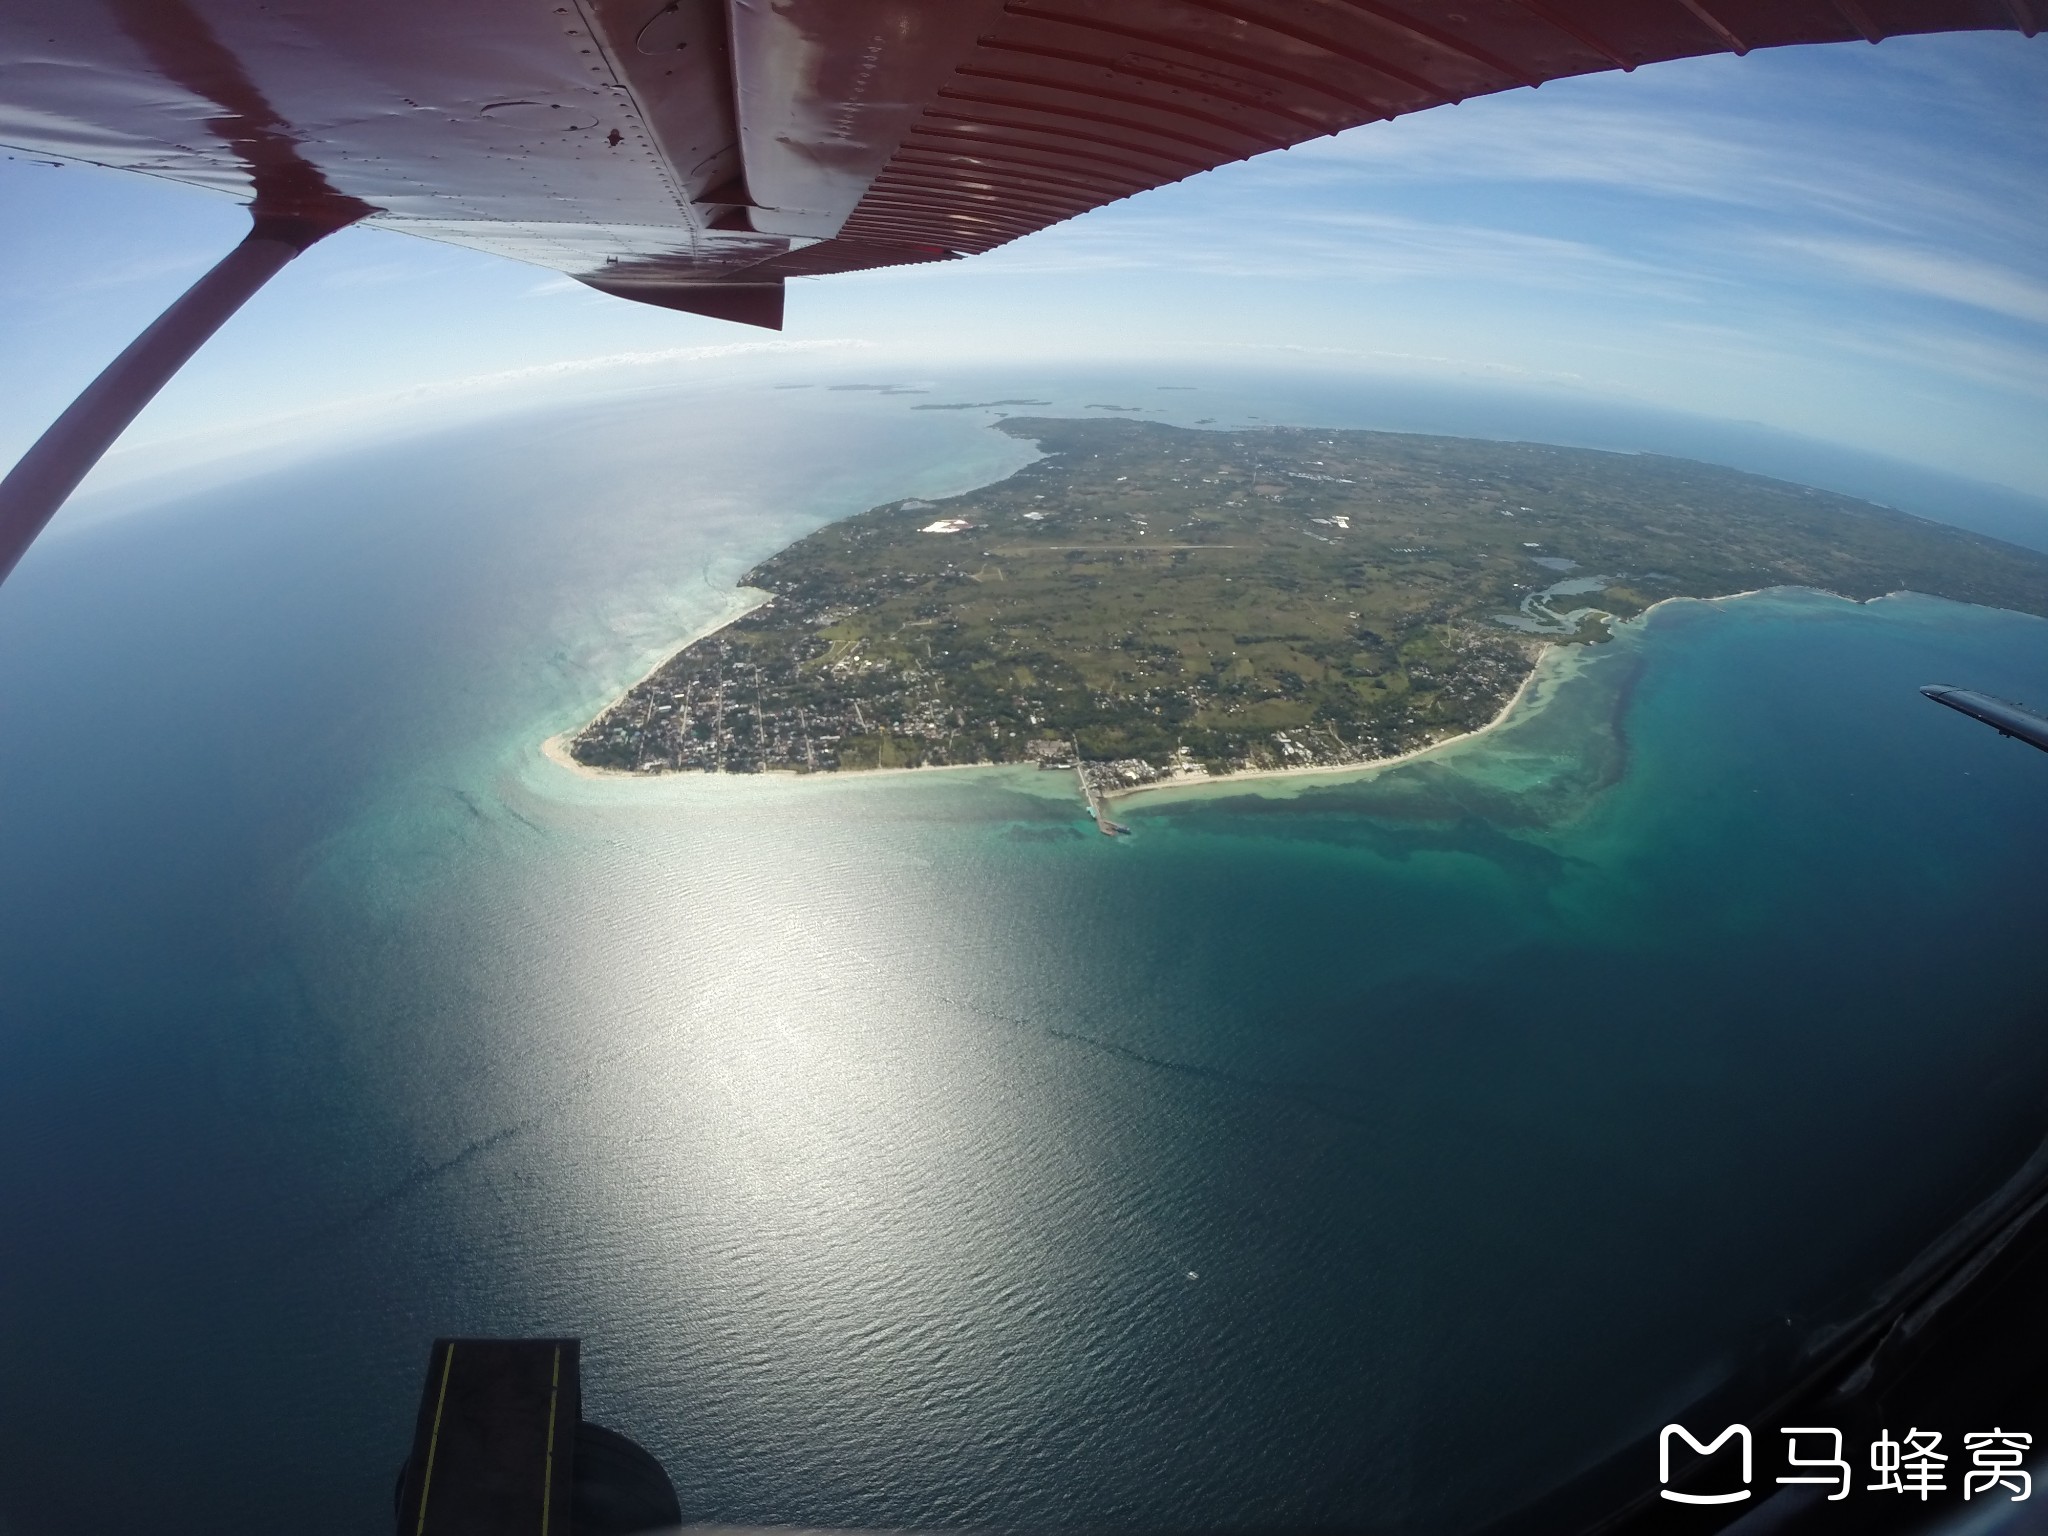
xmin=579 ymin=276 xmax=785 ymax=330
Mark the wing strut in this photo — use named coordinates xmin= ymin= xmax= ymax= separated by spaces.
xmin=1921 ymin=684 xmax=2048 ymax=753
xmin=0 ymin=211 xmax=355 ymax=589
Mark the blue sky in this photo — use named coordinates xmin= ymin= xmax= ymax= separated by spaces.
xmin=3 ymin=29 xmax=2045 ymax=504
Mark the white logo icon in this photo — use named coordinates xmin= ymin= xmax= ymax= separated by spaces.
xmin=1660 ymin=1424 xmax=1753 ymax=1505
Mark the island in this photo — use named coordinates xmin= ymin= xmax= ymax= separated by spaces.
xmin=565 ymin=418 xmax=2048 ymax=801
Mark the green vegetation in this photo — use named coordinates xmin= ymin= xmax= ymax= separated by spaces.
xmin=570 ymin=418 xmax=2048 ymax=778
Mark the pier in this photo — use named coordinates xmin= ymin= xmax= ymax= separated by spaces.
xmin=1075 ymin=763 xmax=1131 ymax=836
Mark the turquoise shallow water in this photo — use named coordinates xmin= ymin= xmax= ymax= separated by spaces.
xmin=2 ymin=381 xmax=2046 ymax=1534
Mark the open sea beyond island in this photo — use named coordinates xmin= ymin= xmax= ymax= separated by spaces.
xmin=3 ymin=373 xmax=2048 ymax=1535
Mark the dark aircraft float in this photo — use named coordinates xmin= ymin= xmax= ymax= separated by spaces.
xmin=3 ymin=4 xmax=2046 ymax=1533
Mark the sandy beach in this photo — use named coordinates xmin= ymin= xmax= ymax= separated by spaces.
xmin=540 ymin=585 xmax=1847 ymax=800
xmin=544 ymin=725 xmax=1043 ymax=787
xmin=541 ymin=587 xmax=770 ymax=779
xmin=1100 ymin=589 xmax=1843 ymax=805
xmin=1100 ymin=636 xmax=1593 ymax=805
xmin=542 ymin=634 xmax=1590 ymax=804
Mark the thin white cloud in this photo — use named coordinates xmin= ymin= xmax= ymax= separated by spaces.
xmin=79 ymin=338 xmax=878 ymax=499
xmin=1651 ymin=299 xmax=2048 ymax=403
xmin=0 ymin=246 xmax=218 ymax=301
xmin=1267 ymin=62 xmax=2042 ymax=252
xmin=1764 ymin=237 xmax=2048 ymax=327
xmin=1805 ymin=320 xmax=2048 ymax=400
xmin=1229 ymin=341 xmax=1585 ymax=384
xmin=317 ymin=257 xmax=455 ymax=290
xmin=1300 ymin=102 xmax=1772 ymax=203
xmin=407 ymin=337 xmax=873 ymax=395
xmin=882 ymin=205 xmax=1702 ymax=304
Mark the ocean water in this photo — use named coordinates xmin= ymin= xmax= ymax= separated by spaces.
xmin=3 ymin=378 xmax=2047 ymax=1535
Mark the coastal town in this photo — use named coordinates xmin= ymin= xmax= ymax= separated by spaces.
xmin=568 ymin=417 xmax=2048 ymax=800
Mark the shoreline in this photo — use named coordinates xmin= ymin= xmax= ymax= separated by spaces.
xmin=542 ymin=587 xmax=771 ymax=778
xmin=1100 ymin=638 xmax=1572 ymax=806
xmin=537 ymin=583 xmax=1862 ymax=801
xmin=544 ymin=726 xmax=1045 ymax=788
xmin=1108 ymin=583 xmax=1928 ymax=803
xmin=540 ymin=632 xmax=1582 ymax=804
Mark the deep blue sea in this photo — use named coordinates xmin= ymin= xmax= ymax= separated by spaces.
xmin=3 ymin=373 xmax=2047 ymax=1535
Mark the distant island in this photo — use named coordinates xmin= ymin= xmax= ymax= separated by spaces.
xmin=564 ymin=419 xmax=2048 ymax=802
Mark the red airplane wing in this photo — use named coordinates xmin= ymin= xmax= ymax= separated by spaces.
xmin=1 ymin=0 xmax=2037 ymax=330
